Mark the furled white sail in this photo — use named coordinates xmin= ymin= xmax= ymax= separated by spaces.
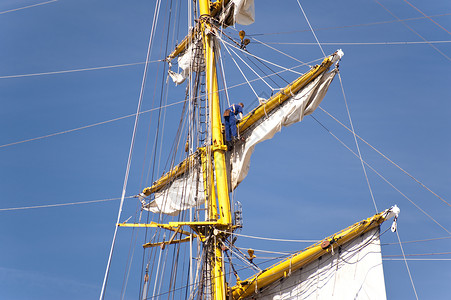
xmin=140 ymin=162 xmax=205 ymax=216
xmin=254 ymin=227 xmax=386 ymax=300
xmin=233 ymin=0 xmax=255 ymax=25
xmin=168 ymin=38 xmax=205 ymax=85
xmin=229 ymin=69 xmax=338 ymax=189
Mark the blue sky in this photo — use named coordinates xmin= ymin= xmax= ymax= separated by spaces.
xmin=1 ymin=0 xmax=450 ymax=299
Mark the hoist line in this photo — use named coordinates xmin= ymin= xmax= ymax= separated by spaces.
xmin=221 ymin=40 xmax=260 ymax=99
xmin=220 ymin=38 xmax=304 ymax=75
xmin=223 ymin=40 xmax=275 ymax=91
xmin=338 ymin=72 xmax=378 ymax=212
xmin=99 ymin=0 xmax=162 ymax=299
xmin=216 ymin=25 xmax=297 ymax=82
xmin=402 ymin=0 xmax=451 ymax=36
xmin=295 ymin=0 xmax=326 ymax=57
xmin=318 ymin=106 xmax=450 ymax=208
xmin=396 ymin=229 xmax=419 ymax=300
xmin=310 ymin=115 xmax=451 ymax=236
xmin=0 ymin=0 xmax=57 ymax=15
xmin=373 ymin=0 xmax=451 ymax=62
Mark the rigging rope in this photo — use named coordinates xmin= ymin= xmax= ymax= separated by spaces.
xmin=247 ymin=13 xmax=451 ymax=37
xmin=0 ymin=0 xmax=57 ymax=15
xmin=382 ymin=236 xmax=451 ymax=245
xmin=0 ymin=61 xmax=162 ymax=79
xmin=99 ymin=0 xmax=162 ymax=298
xmin=373 ymin=0 xmax=451 ymax=62
xmin=0 ymin=196 xmax=124 ymax=211
xmin=223 ymin=40 xmax=276 ymax=91
xmin=218 ymin=230 xmax=317 ymax=243
xmin=402 ymin=0 xmax=451 ymax=36
xmin=310 ymin=115 xmax=451 ymax=235
xmin=318 ymin=106 xmax=451 ymax=208
xmin=221 ymin=41 xmax=260 ymax=99
xmin=0 ymin=99 xmax=188 ymax=149
xmin=219 ymin=38 xmax=304 ymax=75
xmin=295 ymin=0 xmax=326 ymax=57
xmin=396 ymin=229 xmax=419 ymax=300
xmin=338 ymin=72 xmax=378 ymax=212
xmin=261 ymin=40 xmax=451 ymax=46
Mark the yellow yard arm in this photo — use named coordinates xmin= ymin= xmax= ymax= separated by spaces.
xmin=237 ymin=50 xmax=343 ymax=134
xmin=231 ymin=206 xmax=399 ymax=299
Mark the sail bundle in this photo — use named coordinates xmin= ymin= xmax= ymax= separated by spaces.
xmin=229 ymin=68 xmax=338 ymax=189
xmin=139 ymin=152 xmax=206 ymax=216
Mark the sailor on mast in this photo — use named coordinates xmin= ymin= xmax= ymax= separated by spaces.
xmin=223 ymin=102 xmax=244 ymax=144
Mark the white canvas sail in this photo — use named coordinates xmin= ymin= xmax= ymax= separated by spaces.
xmin=229 ymin=69 xmax=338 ymax=189
xmin=254 ymin=227 xmax=386 ymax=300
xmin=140 ymin=161 xmax=205 ymax=216
xmin=233 ymin=0 xmax=255 ymax=25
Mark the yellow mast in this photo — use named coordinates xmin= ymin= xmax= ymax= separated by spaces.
xmin=198 ymin=0 xmax=231 ymax=299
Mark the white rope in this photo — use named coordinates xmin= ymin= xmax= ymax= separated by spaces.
xmin=99 ymin=0 xmax=162 ymax=298
xmin=218 ymin=33 xmax=232 ymax=107
xmin=374 ymin=0 xmax=451 ymax=62
xmin=263 ymin=40 xmax=451 ymax=46
xmin=0 ymin=99 xmax=188 ymax=149
xmin=248 ymin=13 xmax=451 ymax=37
xmin=396 ymin=229 xmax=419 ymax=300
xmin=338 ymin=73 xmax=378 ymax=212
xmin=383 ymin=258 xmax=451 ymax=261
xmin=227 ymin=245 xmax=261 ymax=272
xmin=0 ymin=197 xmax=124 ymax=211
xmin=237 ymin=247 xmax=291 ymax=256
xmin=0 ymin=61 xmax=161 ymax=79
xmin=220 ymin=230 xmax=317 ymax=243
xmin=220 ymin=38 xmax=276 ymax=91
xmin=0 ymin=60 xmax=323 ymax=150
xmin=221 ymin=41 xmax=260 ymax=99
xmin=0 ymin=0 xmax=57 ymax=15
xmin=310 ymin=115 xmax=451 ymax=235
xmin=295 ymin=0 xmax=326 ymax=57
xmin=250 ymin=36 xmax=308 ymax=65
xmin=220 ymin=38 xmax=304 ymax=75
xmin=319 ymin=106 xmax=451 ymax=208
